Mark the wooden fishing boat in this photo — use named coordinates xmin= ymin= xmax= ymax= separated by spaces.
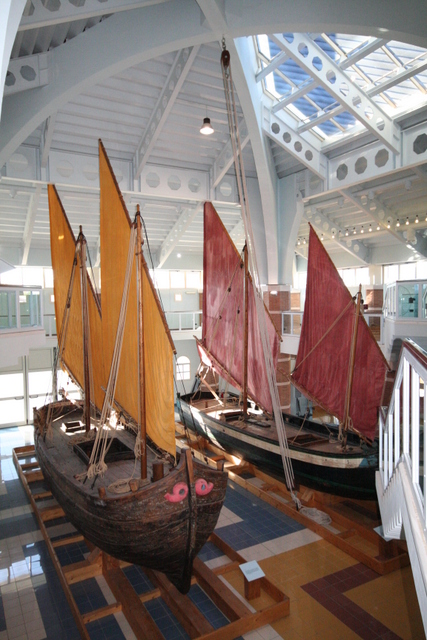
xmin=34 ymin=141 xmax=227 ymax=595
xmin=176 ymin=204 xmax=389 ymax=499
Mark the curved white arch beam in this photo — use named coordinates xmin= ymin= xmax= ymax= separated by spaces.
xmin=2 ymin=0 xmax=427 ymax=170
xmin=0 ymin=0 xmax=26 ymax=120
xmin=0 ymin=0 xmax=210 ymax=168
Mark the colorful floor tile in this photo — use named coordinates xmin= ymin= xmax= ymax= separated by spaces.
xmin=0 ymin=425 xmax=424 ymax=639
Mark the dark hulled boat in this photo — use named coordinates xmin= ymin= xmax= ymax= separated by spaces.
xmin=34 ymin=142 xmax=227 ymax=594
xmin=176 ymin=203 xmax=388 ymax=500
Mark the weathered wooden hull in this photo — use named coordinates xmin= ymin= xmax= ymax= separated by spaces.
xmin=177 ymin=392 xmax=378 ymax=500
xmin=34 ymin=402 xmax=227 ymax=594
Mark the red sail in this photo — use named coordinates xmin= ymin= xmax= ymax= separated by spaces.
xmin=198 ymin=202 xmax=280 ymax=415
xmin=292 ymin=224 xmax=388 ymax=440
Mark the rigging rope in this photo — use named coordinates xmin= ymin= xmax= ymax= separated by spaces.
xmin=220 ymin=41 xmax=297 ymax=503
xmin=79 ymin=224 xmax=138 ymax=481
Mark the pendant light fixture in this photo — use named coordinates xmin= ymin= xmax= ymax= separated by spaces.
xmin=200 ymin=111 xmax=214 ymax=135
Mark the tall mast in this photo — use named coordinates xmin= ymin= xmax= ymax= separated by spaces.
xmin=242 ymin=244 xmax=249 ymax=416
xmin=78 ymin=227 xmax=91 ymax=432
xmin=136 ymin=206 xmax=147 ymax=480
xmin=341 ymin=284 xmax=362 ymax=447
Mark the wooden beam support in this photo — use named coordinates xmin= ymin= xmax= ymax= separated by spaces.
xmin=103 ymin=558 xmax=164 ymax=640
xmin=193 ymin=557 xmax=251 ymax=622
xmin=146 ymin=569 xmax=214 ymax=638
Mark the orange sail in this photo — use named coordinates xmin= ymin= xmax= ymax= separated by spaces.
xmin=99 ymin=141 xmax=176 ymax=458
xmin=48 ymin=184 xmax=104 ymax=411
xmin=197 ymin=202 xmax=280 ymax=414
xmin=291 ymin=224 xmax=389 ymax=440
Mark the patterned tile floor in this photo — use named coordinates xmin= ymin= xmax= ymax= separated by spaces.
xmin=0 ymin=425 xmax=425 ymax=640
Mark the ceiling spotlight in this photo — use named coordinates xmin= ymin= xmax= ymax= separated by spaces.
xmin=361 ymin=226 xmax=364 ymax=233
xmin=415 ymin=215 xmax=419 ymax=224
xmin=200 ymin=116 xmax=214 ymax=135
xmin=353 ymin=227 xmax=356 ymax=234
xmin=369 ymin=225 xmax=372 ymax=232
xmin=396 ymin=219 xmax=400 ymax=227
xmin=376 ymin=224 xmax=380 ymax=230
xmin=321 ymin=234 xmax=324 ymax=241
xmin=303 ymin=237 xmax=306 ymax=244
xmin=345 ymin=229 xmax=349 ymax=236
xmin=297 ymin=238 xmax=301 ymax=245
xmin=406 ymin=217 xmax=409 ymax=225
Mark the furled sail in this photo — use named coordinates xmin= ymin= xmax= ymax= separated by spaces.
xmin=99 ymin=141 xmax=176 ymax=457
xmin=291 ymin=224 xmax=389 ymax=441
xmin=48 ymin=185 xmax=104 ymax=411
xmin=197 ymin=202 xmax=280 ymax=414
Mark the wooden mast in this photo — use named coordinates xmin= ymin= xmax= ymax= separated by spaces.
xmin=78 ymin=226 xmax=91 ymax=433
xmin=242 ymin=244 xmax=249 ymax=416
xmin=340 ymin=284 xmax=362 ymax=447
xmin=136 ymin=206 xmax=147 ymax=480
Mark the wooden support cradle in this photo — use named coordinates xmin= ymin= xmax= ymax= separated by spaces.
xmin=13 ymin=444 xmax=290 ymax=640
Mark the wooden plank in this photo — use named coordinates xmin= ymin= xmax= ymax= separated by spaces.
xmin=226 ymin=466 xmax=407 ymax=575
xmin=146 ymin=569 xmax=214 ymax=638
xmin=52 ymin=534 xmax=84 ymax=548
xmin=12 ymin=448 xmax=91 ymax=640
xmin=20 ymin=461 xmax=40 ymax=470
xmin=196 ymin=601 xmax=290 ymax=640
xmin=63 ymin=557 xmax=103 ymax=584
xmin=103 ymin=561 xmax=164 ymax=640
xmin=192 ymin=557 xmax=251 ymax=622
xmin=14 ymin=445 xmax=36 ymax=457
xmin=81 ymin=602 xmax=122 ymax=624
xmin=209 ymin=533 xmax=287 ymax=602
xmin=39 ymin=505 xmax=65 ymax=522
xmin=23 ymin=470 xmax=44 ymax=482
xmin=33 ymin=491 xmax=52 ymax=500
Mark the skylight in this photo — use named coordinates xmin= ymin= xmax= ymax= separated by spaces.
xmin=255 ymin=33 xmax=427 ymax=142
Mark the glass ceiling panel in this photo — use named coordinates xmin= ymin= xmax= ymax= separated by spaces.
xmin=256 ymin=33 xmax=427 ymax=142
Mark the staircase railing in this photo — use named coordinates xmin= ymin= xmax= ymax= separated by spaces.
xmin=376 ymin=338 xmax=427 ymax=630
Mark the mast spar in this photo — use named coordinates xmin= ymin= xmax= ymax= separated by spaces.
xmin=136 ymin=205 xmax=147 ymax=480
xmin=340 ymin=284 xmax=362 ymax=447
xmin=78 ymin=226 xmax=91 ymax=433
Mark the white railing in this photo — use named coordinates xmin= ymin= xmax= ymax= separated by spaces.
xmin=377 ymin=339 xmax=427 ymax=631
xmin=378 ymin=339 xmax=427 ymax=508
xmin=281 ymin=310 xmax=384 ymax=343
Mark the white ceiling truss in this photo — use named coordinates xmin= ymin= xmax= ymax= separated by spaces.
xmin=1 ymin=0 xmax=427 ymax=281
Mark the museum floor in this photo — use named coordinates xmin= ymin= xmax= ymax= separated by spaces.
xmin=0 ymin=425 xmax=424 ymax=640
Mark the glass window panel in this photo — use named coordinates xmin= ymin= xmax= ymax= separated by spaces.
xmin=400 ymin=263 xmax=416 ymax=280
xmin=355 ymin=267 xmax=370 ymax=285
xmin=176 ymin=356 xmax=190 ymax=381
xmin=185 ymin=271 xmax=201 ymax=289
xmin=151 ymin=270 xmax=170 ymax=289
xmin=339 ymin=269 xmax=356 ymax=288
xmin=1 ymin=268 xmax=22 ymax=286
xmin=422 ymin=284 xmax=427 ymax=319
xmin=384 ymin=264 xmax=399 ymax=284
xmin=0 ymin=291 xmax=17 ymax=329
xmin=28 ymin=371 xmax=52 ymax=396
xmin=398 ymin=283 xmax=419 ymax=317
xmin=170 ymin=271 xmax=185 ymax=289
xmin=417 ymin=261 xmax=427 ymax=279
xmin=0 ymin=399 xmax=25 ymax=425
xmin=44 ymin=268 xmax=54 ymax=288
xmin=22 ymin=267 xmax=43 ymax=287
xmin=0 ymin=373 xmax=24 ymax=399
